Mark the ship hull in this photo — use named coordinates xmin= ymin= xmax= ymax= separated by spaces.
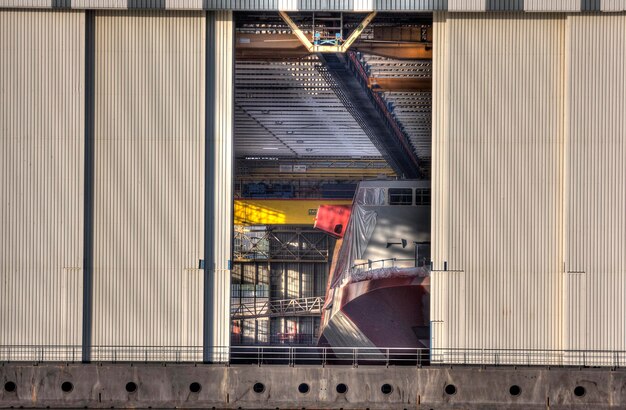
xmin=318 ymin=276 xmax=430 ymax=349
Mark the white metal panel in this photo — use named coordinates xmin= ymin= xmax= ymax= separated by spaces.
xmin=431 ymin=12 xmax=565 ymax=358
xmin=563 ymin=272 xmax=587 ymax=353
xmin=92 ymin=11 xmax=205 ymax=356
xmin=166 ymin=0 xmax=203 ymax=8
xmin=565 ymin=13 xmax=626 ymax=352
xmin=209 ymin=9 xmax=235 ymax=357
xmin=430 ymin=270 xmax=465 ymax=361
xmin=353 ymin=0 xmax=374 ymax=11
xmin=0 ymin=10 xmax=84 ymax=353
xmin=525 ymin=0 xmax=580 ymax=11
xmin=72 ymin=0 xmax=127 ymax=7
xmin=277 ymin=0 xmax=298 ymax=10
xmin=0 ymin=0 xmax=51 ymax=7
xmin=431 ymin=11 xmax=450 ymax=303
xmin=448 ymin=0 xmax=486 ymax=11
xmin=602 ymin=0 xmax=626 ymax=11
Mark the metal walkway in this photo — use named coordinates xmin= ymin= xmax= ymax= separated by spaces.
xmin=231 ymin=296 xmax=324 ymax=319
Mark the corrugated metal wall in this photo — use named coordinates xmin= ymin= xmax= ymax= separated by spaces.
xmin=91 ymin=11 xmax=205 ymax=352
xmin=603 ymin=0 xmax=626 ymax=11
xmin=0 ymin=10 xmax=85 ymax=353
xmin=207 ymin=10 xmax=235 ymax=354
xmin=525 ymin=0 xmax=580 ymax=11
xmin=71 ymin=0 xmax=128 ymax=8
xmin=448 ymin=0 xmax=485 ymax=11
xmin=432 ymin=12 xmax=565 ymax=356
xmin=0 ymin=0 xmax=53 ymax=7
xmin=433 ymin=11 xmax=626 ymax=363
xmin=2 ymin=0 xmax=625 ymax=10
xmin=564 ymin=13 xmax=626 ymax=351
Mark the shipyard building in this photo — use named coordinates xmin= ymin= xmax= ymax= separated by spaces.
xmin=1 ymin=0 xmax=626 ymax=408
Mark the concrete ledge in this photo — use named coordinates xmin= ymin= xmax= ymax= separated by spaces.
xmin=1 ymin=363 xmax=625 ymax=408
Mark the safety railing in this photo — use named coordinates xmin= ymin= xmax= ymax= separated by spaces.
xmin=231 ymin=296 xmax=324 ymax=319
xmin=351 ymin=258 xmax=420 ymax=270
xmin=0 ymin=345 xmax=83 ymax=363
xmin=430 ymin=348 xmax=626 ymax=368
xmin=3 ymin=345 xmax=626 ymax=368
xmin=0 ymin=345 xmax=427 ymax=366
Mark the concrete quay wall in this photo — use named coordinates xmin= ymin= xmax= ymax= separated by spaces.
xmin=1 ymin=363 xmax=625 ymax=409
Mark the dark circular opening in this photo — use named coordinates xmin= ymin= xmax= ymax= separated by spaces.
xmin=574 ymin=386 xmax=586 ymax=397
xmin=298 ymin=383 xmax=310 ymax=394
xmin=509 ymin=385 xmax=521 ymax=396
xmin=125 ymin=382 xmax=137 ymax=393
xmin=336 ymin=383 xmax=348 ymax=394
xmin=253 ymin=382 xmax=265 ymax=394
xmin=444 ymin=384 xmax=457 ymax=395
xmin=61 ymin=381 xmax=74 ymax=393
xmin=4 ymin=381 xmax=17 ymax=393
xmin=189 ymin=382 xmax=201 ymax=393
xmin=381 ymin=384 xmax=393 ymax=395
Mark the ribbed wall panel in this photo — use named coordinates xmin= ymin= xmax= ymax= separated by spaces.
xmin=449 ymin=0 xmax=486 ymax=11
xmin=0 ymin=10 xmax=84 ymax=350
xmin=375 ymin=0 xmax=448 ymax=10
xmin=92 ymin=11 xmax=205 ymax=353
xmin=0 ymin=0 xmax=52 ymax=7
xmin=431 ymin=270 xmax=465 ymax=357
xmin=487 ymin=0 xmax=524 ymax=10
xmin=565 ymin=13 xmax=626 ymax=351
xmin=276 ymin=0 xmax=297 ymax=9
xmin=432 ymin=12 xmax=564 ymax=355
xmin=2 ymin=0 xmax=622 ymax=10
xmin=72 ymin=0 xmax=127 ymax=7
xmin=603 ymin=0 xmax=626 ymax=11
xmin=165 ymin=0 xmax=203 ymax=8
xmin=209 ymin=10 xmax=235 ymax=352
xmin=431 ymin=12 xmax=451 ymax=353
xmin=525 ymin=0 xmax=580 ymax=11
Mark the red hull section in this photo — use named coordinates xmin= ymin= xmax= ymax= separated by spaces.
xmin=319 ymin=276 xmax=430 ymax=349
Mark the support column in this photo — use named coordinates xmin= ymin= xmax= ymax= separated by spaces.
xmin=82 ymin=10 xmax=95 ymax=363
xmin=204 ymin=10 xmax=234 ymax=363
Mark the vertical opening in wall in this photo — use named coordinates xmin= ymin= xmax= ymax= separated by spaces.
xmin=230 ymin=11 xmax=434 ymax=360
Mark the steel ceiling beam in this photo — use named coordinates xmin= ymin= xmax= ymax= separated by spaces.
xmin=316 ymin=53 xmax=424 ymax=178
xmin=368 ymin=77 xmax=431 ymax=92
xmin=235 ymin=33 xmax=433 ymax=60
xmin=278 ymin=11 xmax=378 ymax=54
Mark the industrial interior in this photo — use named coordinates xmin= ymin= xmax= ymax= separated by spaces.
xmin=230 ymin=11 xmax=433 ymax=346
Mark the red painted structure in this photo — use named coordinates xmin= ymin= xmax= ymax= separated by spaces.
xmin=314 ymin=204 xmax=352 ymax=237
